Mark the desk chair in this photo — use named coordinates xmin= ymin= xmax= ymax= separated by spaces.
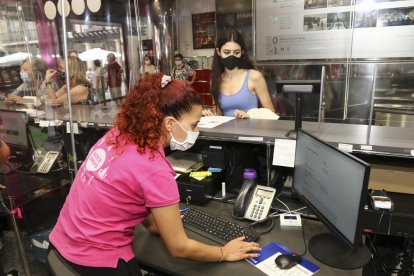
xmin=47 ymin=249 xmax=79 ymax=276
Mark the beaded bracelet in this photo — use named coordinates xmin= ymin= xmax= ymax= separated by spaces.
xmin=218 ymin=247 xmax=224 ymax=262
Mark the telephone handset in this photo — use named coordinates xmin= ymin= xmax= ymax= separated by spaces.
xmin=31 ymin=151 xmax=60 ymax=173
xmin=233 ymin=182 xmax=276 ymax=221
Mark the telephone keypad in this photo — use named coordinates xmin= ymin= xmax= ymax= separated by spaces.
xmin=244 ymin=186 xmax=277 ymax=222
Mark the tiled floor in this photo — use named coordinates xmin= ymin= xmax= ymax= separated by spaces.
xmin=0 ymin=230 xmax=155 ymax=276
xmin=0 ymin=231 xmax=48 ymax=276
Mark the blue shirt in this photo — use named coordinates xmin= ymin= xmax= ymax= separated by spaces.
xmin=219 ymin=70 xmax=258 ymax=116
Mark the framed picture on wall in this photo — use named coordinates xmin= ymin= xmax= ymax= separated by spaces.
xmin=192 ymin=12 xmax=216 ymax=49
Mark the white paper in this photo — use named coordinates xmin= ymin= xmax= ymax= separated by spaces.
xmin=247 ymin=108 xmax=280 ymax=120
xmin=50 ymin=120 xmax=63 ymax=126
xmin=197 ymin=116 xmax=235 ymax=128
xmin=39 ymin=120 xmax=50 ymax=127
xmin=360 ymin=145 xmax=372 ymax=151
xmin=238 ymin=136 xmax=264 ymax=141
xmin=66 ymin=122 xmax=79 ymax=134
xmin=273 ymin=139 xmax=296 ymax=167
xmin=166 ymin=151 xmax=202 ymax=173
xmin=338 ymin=143 xmax=353 ymax=152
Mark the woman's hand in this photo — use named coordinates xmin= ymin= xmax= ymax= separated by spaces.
xmin=45 ymin=98 xmax=63 ymax=107
xmin=45 ymin=69 xmax=57 ymax=82
xmin=4 ymin=95 xmax=21 ymax=104
xmin=201 ymin=109 xmax=215 ymax=116
xmin=222 ymin=236 xmax=261 ymax=261
xmin=233 ymin=109 xmax=249 ymax=119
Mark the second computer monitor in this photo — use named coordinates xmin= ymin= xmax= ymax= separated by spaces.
xmin=0 ymin=110 xmax=29 ymax=148
xmin=292 ymin=129 xmax=371 ymax=269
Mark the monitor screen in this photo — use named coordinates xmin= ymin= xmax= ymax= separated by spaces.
xmin=0 ymin=110 xmax=29 ymax=148
xmin=292 ymin=129 xmax=371 ymax=268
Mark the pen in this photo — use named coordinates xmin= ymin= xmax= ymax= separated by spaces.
xmin=180 ymin=207 xmax=190 ymax=213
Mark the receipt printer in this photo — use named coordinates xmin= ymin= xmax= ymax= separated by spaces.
xmin=176 ymin=171 xmax=222 ymax=204
xmin=370 ymin=190 xmax=394 ymax=212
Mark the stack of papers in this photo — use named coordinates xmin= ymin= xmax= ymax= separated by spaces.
xmin=247 ymin=108 xmax=280 ymax=120
xmin=247 ymin=242 xmax=320 ymax=275
xmin=197 ymin=116 xmax=235 ymax=128
xmin=166 ymin=151 xmax=202 ymax=173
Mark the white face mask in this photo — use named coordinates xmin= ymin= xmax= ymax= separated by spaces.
xmin=170 ymin=118 xmax=199 ymax=151
xmin=20 ymin=71 xmax=30 ymax=82
xmin=175 ymin=60 xmax=182 ymax=66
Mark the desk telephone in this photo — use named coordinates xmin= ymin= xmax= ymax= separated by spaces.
xmin=31 ymin=151 xmax=60 ymax=173
xmin=30 ymin=138 xmax=64 ymax=174
xmin=233 ymin=181 xmax=276 ymax=221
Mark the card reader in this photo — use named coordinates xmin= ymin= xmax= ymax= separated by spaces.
xmin=280 ymin=214 xmax=302 ymax=227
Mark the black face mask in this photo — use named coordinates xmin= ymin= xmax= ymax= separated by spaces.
xmin=56 ymin=70 xmax=66 ymax=81
xmin=219 ymin=55 xmax=242 ymax=70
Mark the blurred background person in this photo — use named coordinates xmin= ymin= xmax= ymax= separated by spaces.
xmin=140 ymin=54 xmax=157 ymax=76
xmin=172 ymin=53 xmax=196 ymax=84
xmin=4 ymin=57 xmax=58 ymax=104
xmin=44 ymin=56 xmax=90 ymax=106
xmin=106 ymin=53 xmax=122 ymax=100
xmin=92 ymin=59 xmax=106 ymax=103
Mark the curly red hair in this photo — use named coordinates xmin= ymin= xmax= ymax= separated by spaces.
xmin=111 ymin=73 xmax=201 ymax=154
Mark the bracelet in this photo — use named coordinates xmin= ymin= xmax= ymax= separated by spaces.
xmin=218 ymin=247 xmax=224 ymax=262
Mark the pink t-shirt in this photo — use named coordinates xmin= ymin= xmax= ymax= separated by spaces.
xmin=49 ymin=128 xmax=179 ymax=268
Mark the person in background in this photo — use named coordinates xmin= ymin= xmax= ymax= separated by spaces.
xmin=203 ymin=28 xmax=274 ymax=118
xmin=140 ymin=54 xmax=157 ymax=76
xmin=172 ymin=53 xmax=196 ymax=84
xmin=48 ymin=74 xmax=260 ymax=275
xmin=4 ymin=57 xmax=58 ymax=104
xmin=92 ymin=59 xmax=106 ymax=102
xmin=44 ymin=56 xmax=89 ymax=106
xmin=0 ymin=140 xmax=9 ymax=165
xmin=106 ymin=53 xmax=122 ymax=99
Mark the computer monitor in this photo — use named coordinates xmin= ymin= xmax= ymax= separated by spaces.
xmin=0 ymin=110 xmax=33 ymax=165
xmin=0 ymin=110 xmax=29 ymax=148
xmin=292 ymin=129 xmax=371 ymax=269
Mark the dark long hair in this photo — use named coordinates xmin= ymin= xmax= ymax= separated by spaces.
xmin=210 ymin=28 xmax=254 ymax=112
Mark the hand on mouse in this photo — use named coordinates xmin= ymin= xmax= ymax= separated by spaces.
xmin=222 ymin=236 xmax=261 ymax=261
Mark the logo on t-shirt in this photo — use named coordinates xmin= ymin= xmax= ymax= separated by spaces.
xmin=86 ymin=148 xmax=106 ymax=171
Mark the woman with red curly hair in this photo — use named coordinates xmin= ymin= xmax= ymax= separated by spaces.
xmin=48 ymin=73 xmax=260 ymax=275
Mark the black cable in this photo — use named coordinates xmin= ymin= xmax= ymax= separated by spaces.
xmin=249 ymin=216 xmax=274 ymax=234
xmin=296 ymin=216 xmax=308 ymax=257
xmin=366 ymin=233 xmax=389 ymax=274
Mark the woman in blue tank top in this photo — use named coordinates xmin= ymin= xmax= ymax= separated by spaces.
xmin=203 ymin=29 xmax=274 ymax=118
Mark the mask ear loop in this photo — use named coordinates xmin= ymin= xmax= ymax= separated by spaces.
xmin=169 ymin=118 xmax=190 ymax=145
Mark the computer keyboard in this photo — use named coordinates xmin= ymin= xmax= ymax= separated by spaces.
xmin=182 ymin=207 xmax=259 ymax=245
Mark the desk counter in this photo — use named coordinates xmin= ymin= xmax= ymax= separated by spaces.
xmin=1 ymin=102 xmax=413 ymax=157
xmin=199 ymin=119 xmax=414 ymax=157
xmin=133 ymin=200 xmax=362 ymax=276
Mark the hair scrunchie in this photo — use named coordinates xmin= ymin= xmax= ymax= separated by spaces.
xmin=161 ymin=75 xmax=172 ymax=88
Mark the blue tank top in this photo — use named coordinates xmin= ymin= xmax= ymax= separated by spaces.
xmin=219 ymin=70 xmax=258 ymax=116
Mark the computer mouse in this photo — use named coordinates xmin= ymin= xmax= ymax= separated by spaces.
xmin=275 ymin=253 xmax=301 ymax=270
